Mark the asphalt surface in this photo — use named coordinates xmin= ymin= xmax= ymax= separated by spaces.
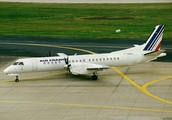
xmin=0 ymin=36 xmax=171 ymax=62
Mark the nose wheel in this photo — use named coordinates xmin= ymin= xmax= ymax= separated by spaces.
xmin=15 ymin=75 xmax=19 ymax=82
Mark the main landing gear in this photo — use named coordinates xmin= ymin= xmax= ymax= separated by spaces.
xmin=15 ymin=75 xmax=19 ymax=82
xmin=92 ymin=73 xmax=98 ymax=80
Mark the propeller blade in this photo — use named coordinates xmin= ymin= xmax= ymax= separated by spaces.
xmin=64 ymin=56 xmax=69 ymax=65
xmin=64 ymin=56 xmax=71 ymax=76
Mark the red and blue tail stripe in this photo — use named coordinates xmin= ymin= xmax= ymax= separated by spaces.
xmin=143 ymin=25 xmax=164 ymax=51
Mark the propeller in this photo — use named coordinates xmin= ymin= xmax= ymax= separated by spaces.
xmin=64 ymin=56 xmax=69 ymax=65
xmin=64 ymin=56 xmax=71 ymax=76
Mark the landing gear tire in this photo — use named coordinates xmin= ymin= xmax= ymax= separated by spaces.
xmin=15 ymin=75 xmax=19 ymax=82
xmin=15 ymin=79 xmax=19 ymax=82
xmin=92 ymin=75 xmax=98 ymax=80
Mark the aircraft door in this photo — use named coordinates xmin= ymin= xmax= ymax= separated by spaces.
xmin=32 ymin=60 xmax=37 ymax=71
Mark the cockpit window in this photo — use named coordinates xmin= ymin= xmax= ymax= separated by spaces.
xmin=19 ymin=62 xmax=24 ymax=65
xmin=13 ymin=62 xmax=24 ymax=65
xmin=13 ymin=62 xmax=19 ymax=65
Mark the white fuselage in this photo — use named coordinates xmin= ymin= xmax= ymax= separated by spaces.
xmin=4 ymin=51 xmax=153 ymax=75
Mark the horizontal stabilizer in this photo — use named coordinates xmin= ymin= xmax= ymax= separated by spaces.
xmin=157 ymin=53 xmax=166 ymax=58
xmin=144 ymin=49 xmax=165 ymax=56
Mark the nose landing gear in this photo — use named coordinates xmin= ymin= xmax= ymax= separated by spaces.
xmin=15 ymin=75 xmax=19 ymax=82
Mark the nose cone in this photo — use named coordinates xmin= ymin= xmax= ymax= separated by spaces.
xmin=3 ymin=67 xmax=9 ymax=74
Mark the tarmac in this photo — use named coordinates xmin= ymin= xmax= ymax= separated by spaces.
xmin=0 ymin=56 xmax=172 ymax=120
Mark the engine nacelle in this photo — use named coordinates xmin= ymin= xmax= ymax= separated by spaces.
xmin=70 ymin=63 xmax=94 ymax=75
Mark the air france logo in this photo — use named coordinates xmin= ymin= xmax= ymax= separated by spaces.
xmin=40 ymin=58 xmax=65 ymax=62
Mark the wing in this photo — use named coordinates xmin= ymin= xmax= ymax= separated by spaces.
xmin=69 ymin=63 xmax=110 ymax=75
xmin=144 ymin=49 xmax=166 ymax=62
xmin=87 ymin=64 xmax=110 ymax=70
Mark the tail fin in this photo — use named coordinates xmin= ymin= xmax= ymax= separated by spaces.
xmin=143 ymin=25 xmax=164 ymax=51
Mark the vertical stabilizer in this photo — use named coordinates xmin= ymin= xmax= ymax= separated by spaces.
xmin=143 ymin=25 xmax=164 ymax=51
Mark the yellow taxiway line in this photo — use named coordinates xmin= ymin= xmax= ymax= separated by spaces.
xmin=0 ymin=99 xmax=172 ymax=113
xmin=0 ymin=42 xmax=95 ymax=54
xmin=113 ymin=68 xmax=172 ymax=104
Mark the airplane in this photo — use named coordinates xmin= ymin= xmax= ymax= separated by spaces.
xmin=3 ymin=25 xmax=166 ymax=82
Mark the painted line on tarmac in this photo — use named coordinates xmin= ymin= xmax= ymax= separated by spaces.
xmin=0 ymin=42 xmax=96 ymax=54
xmin=0 ymin=100 xmax=172 ymax=113
xmin=141 ymin=76 xmax=172 ymax=104
xmin=63 ymin=44 xmax=128 ymax=49
xmin=113 ymin=68 xmax=172 ymax=104
xmin=125 ymin=71 xmax=172 ymax=76
xmin=64 ymin=44 xmax=172 ymax=50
